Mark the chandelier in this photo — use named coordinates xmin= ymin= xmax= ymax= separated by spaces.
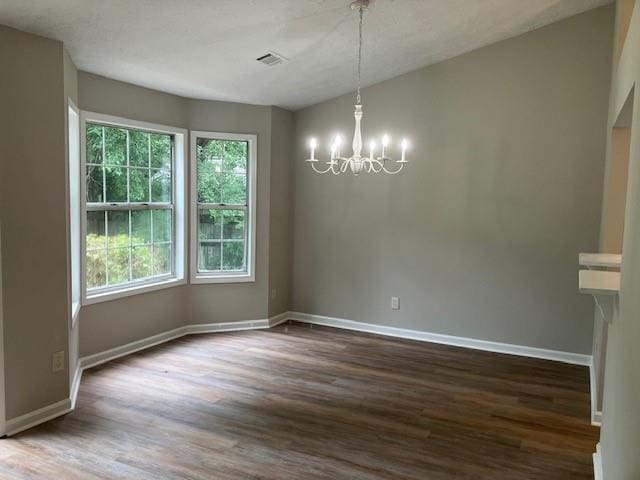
xmin=305 ymin=0 xmax=409 ymax=176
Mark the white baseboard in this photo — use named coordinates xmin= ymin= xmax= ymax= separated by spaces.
xmin=79 ymin=326 xmax=188 ymax=371
xmin=268 ymin=311 xmax=290 ymax=327
xmin=593 ymin=443 xmax=602 ymax=480
xmin=186 ymin=319 xmax=269 ymax=335
xmin=590 ymin=357 xmax=603 ymax=426
xmin=5 ymin=310 xmax=594 ymax=438
xmin=5 ymin=398 xmax=72 ymax=437
xmin=288 ymin=312 xmax=592 ymax=366
xmin=70 ymin=364 xmax=83 ymax=410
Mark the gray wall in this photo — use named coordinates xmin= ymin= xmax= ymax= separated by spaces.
xmin=292 ymin=6 xmax=613 ymax=354
xmin=187 ymin=99 xmax=273 ymax=325
xmin=77 ymin=73 xmax=190 ymax=357
xmin=268 ymin=107 xmax=294 ymax=317
xmin=600 ymin=1 xmax=640 ymax=477
xmin=0 ymin=26 xmax=70 ymax=418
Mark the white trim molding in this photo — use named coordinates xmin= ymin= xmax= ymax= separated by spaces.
xmin=189 ymin=130 xmax=258 ymax=285
xmin=3 ymin=310 xmax=595 ymax=438
xmin=590 ymin=357 xmax=603 ymax=426
xmin=70 ymin=364 xmax=83 ymax=410
xmin=4 ymin=399 xmax=72 ymax=437
xmin=593 ymin=443 xmax=602 ymax=480
xmin=79 ymin=111 xmax=188 ymax=306
xmin=288 ymin=312 xmax=592 ymax=366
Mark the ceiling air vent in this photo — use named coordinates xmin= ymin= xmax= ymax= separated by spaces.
xmin=256 ymin=52 xmax=287 ymax=67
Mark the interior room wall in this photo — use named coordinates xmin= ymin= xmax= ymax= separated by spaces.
xmin=77 ymin=73 xmax=190 ymax=357
xmin=0 ymin=26 xmax=70 ymax=418
xmin=268 ymin=107 xmax=294 ymax=317
xmin=186 ymin=99 xmax=273 ymax=325
xmin=77 ymin=73 xmax=283 ymax=356
xmin=292 ymin=6 xmax=613 ymax=355
xmin=600 ymin=0 xmax=640 ymax=476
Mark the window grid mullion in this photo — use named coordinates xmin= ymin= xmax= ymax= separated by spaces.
xmin=104 ymin=210 xmax=110 ymax=286
xmin=148 ymin=134 xmax=152 ymax=204
xmin=150 ymin=206 xmax=155 ymax=276
xmin=87 ymin=203 xmax=173 ymax=211
xmin=220 ymin=209 xmax=224 ymax=271
xmin=101 ymin=126 xmax=106 ymax=203
xmin=196 ymin=204 xmax=247 ymax=211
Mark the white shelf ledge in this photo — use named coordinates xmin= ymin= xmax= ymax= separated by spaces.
xmin=579 ymin=253 xmax=622 ymax=269
xmin=579 ymin=270 xmax=620 ymax=324
xmin=579 ymin=270 xmax=621 ymax=295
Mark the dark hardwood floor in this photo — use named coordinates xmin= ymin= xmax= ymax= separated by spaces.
xmin=0 ymin=322 xmax=599 ymax=479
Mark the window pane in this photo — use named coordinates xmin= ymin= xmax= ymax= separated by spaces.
xmin=199 ymin=209 xmax=222 ymax=240
xmin=105 ymin=166 xmax=127 ymax=202
xmin=199 ymin=242 xmax=221 ymax=271
xmin=222 ymin=241 xmax=244 ymax=270
xmin=86 ymin=124 xmax=103 ymax=164
xmin=129 ymin=168 xmax=149 ymax=202
xmin=197 ymin=162 xmax=221 ymax=203
xmin=221 ymin=173 xmax=246 ymax=205
xmin=150 ymin=134 xmax=171 ymax=168
xmin=86 ymin=249 xmax=106 ymax=289
xmin=132 ymin=245 xmax=152 ymax=280
xmin=107 ymin=211 xmax=129 ymax=248
xmin=197 ymin=138 xmax=224 ymax=163
xmin=222 ymin=210 xmax=244 ymax=240
xmin=153 ymin=244 xmax=172 ymax=275
xmin=104 ymin=127 xmax=127 ymax=166
xmin=107 ymin=247 xmax=130 ymax=285
xmin=131 ymin=210 xmax=151 ymax=245
xmin=129 ymin=130 xmax=149 ymax=167
xmin=87 ymin=210 xmax=106 ymax=249
xmin=151 ymin=169 xmax=171 ymax=202
xmin=223 ymin=140 xmax=248 ymax=174
xmin=86 ymin=165 xmax=104 ymax=203
xmin=152 ymin=209 xmax=171 ymax=243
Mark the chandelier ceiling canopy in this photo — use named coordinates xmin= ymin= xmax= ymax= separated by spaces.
xmin=305 ymin=0 xmax=410 ymax=176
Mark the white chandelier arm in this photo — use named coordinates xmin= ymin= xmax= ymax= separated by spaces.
xmin=339 ymin=157 xmax=352 ymax=174
xmin=308 ymin=160 xmax=337 ymax=175
xmin=381 ymin=161 xmax=406 ymax=175
xmin=364 ymin=157 xmax=384 ymax=173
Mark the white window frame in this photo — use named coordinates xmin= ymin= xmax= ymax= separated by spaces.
xmin=67 ymin=99 xmax=81 ymax=326
xmin=190 ymin=131 xmax=257 ymax=284
xmin=80 ymin=112 xmax=187 ymax=305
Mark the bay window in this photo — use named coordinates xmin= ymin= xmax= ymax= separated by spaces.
xmin=190 ymin=131 xmax=257 ymax=283
xmin=82 ymin=113 xmax=186 ymax=303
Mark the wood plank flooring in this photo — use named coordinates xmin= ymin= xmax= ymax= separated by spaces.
xmin=0 ymin=322 xmax=599 ymax=479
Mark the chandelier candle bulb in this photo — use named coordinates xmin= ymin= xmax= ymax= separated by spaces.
xmin=401 ymin=139 xmax=408 ymax=162
xmin=309 ymin=138 xmax=317 ymax=161
xmin=382 ymin=134 xmax=390 ymax=158
xmin=369 ymin=140 xmax=375 ymax=160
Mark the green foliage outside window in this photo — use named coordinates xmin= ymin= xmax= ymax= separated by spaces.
xmin=85 ymin=123 xmax=173 ymax=290
xmin=196 ymin=138 xmax=248 ymax=272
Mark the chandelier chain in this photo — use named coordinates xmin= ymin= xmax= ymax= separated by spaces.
xmin=356 ymin=6 xmax=363 ymax=105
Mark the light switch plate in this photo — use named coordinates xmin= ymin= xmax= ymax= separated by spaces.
xmin=52 ymin=351 xmax=65 ymax=372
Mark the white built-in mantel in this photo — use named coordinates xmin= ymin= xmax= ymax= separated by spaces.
xmin=578 ymin=253 xmax=621 ymax=323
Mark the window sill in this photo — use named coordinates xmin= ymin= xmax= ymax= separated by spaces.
xmin=83 ymin=276 xmax=186 ymax=306
xmin=190 ymin=272 xmax=255 ymax=284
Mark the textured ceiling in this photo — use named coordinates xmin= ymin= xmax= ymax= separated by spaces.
xmin=0 ymin=0 xmax=612 ymax=110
